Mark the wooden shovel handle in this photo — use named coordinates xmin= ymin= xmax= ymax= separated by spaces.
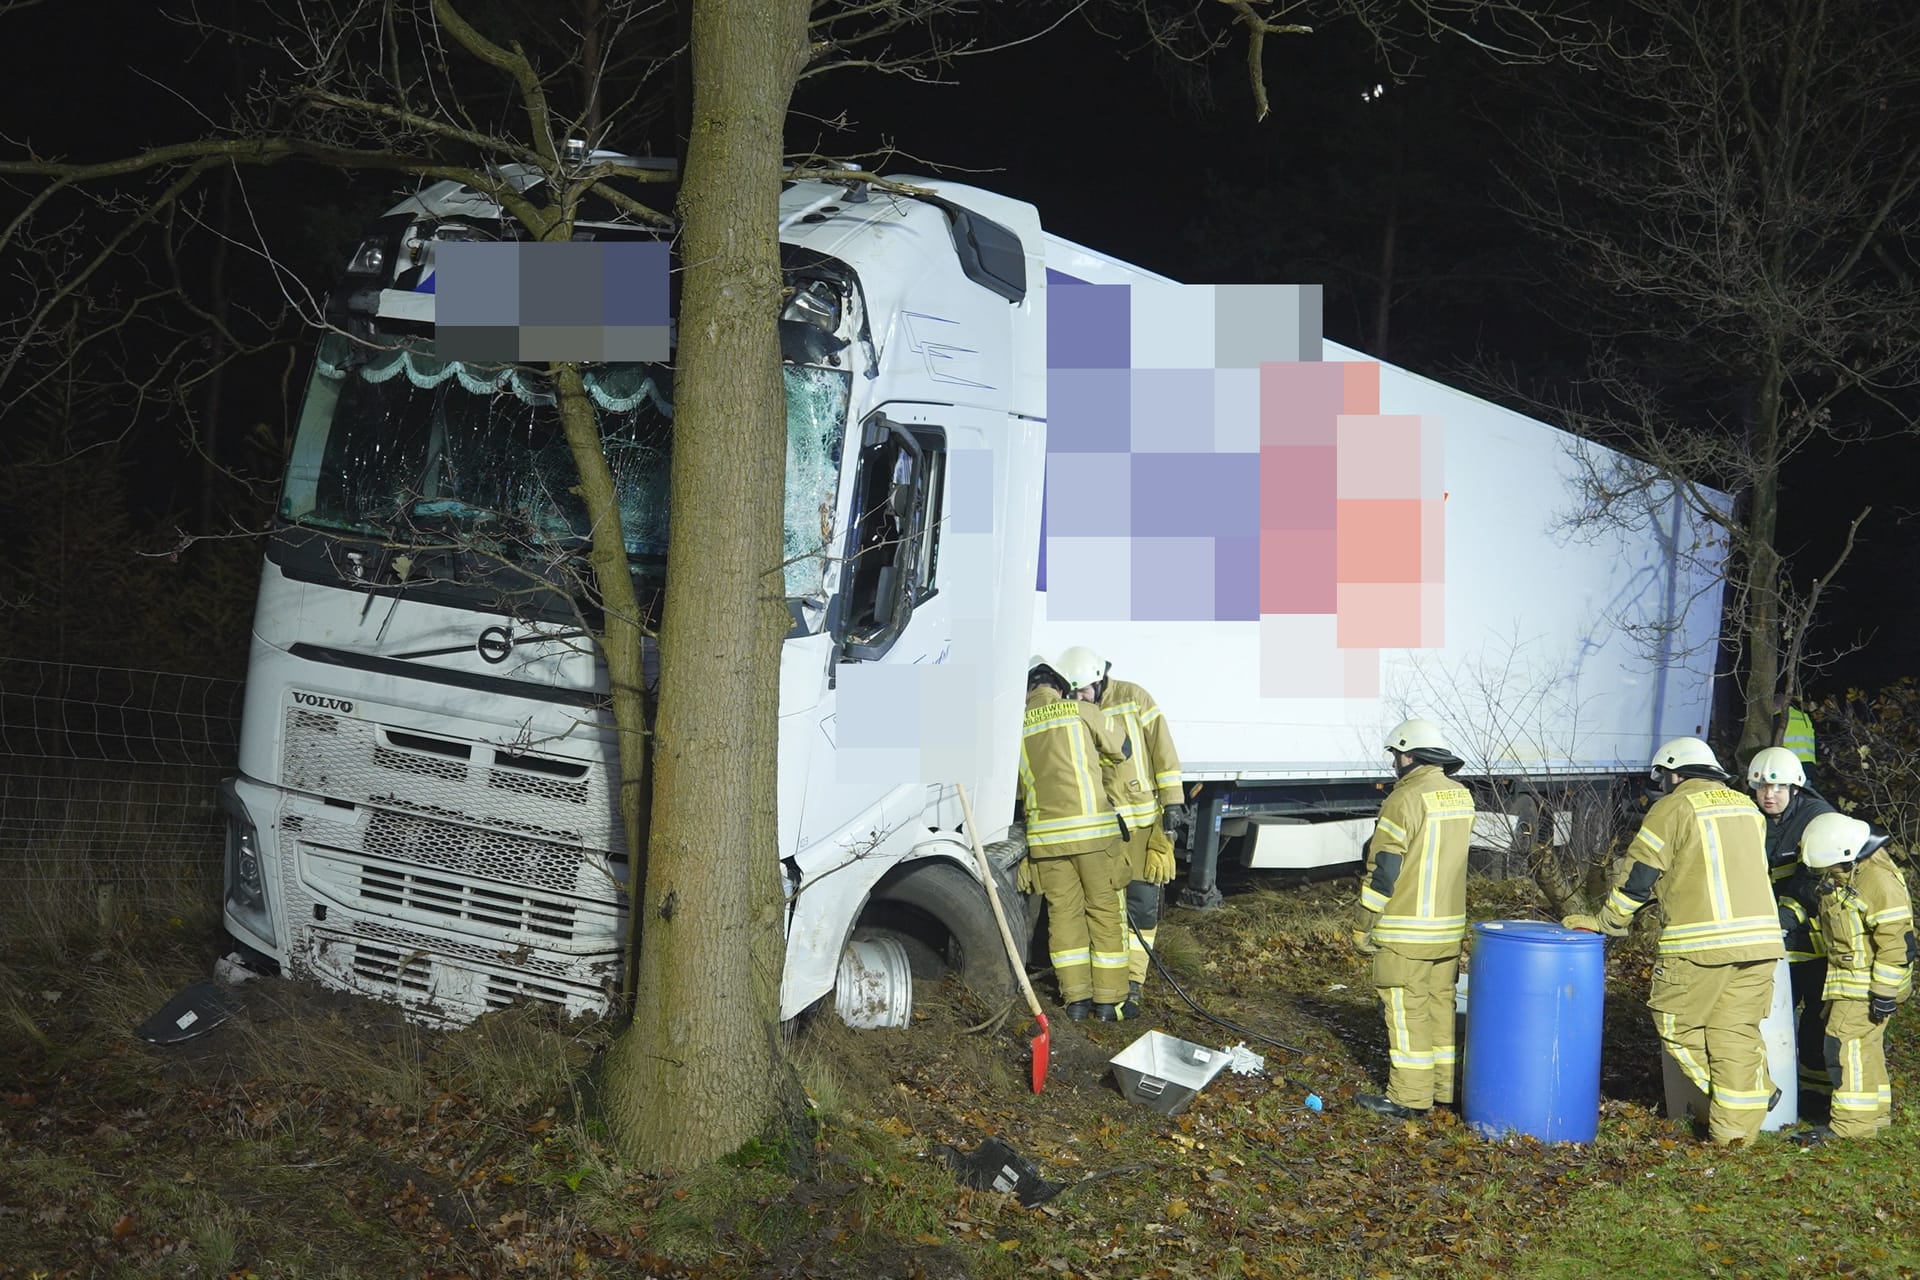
xmin=955 ymin=783 xmax=1045 ymax=1024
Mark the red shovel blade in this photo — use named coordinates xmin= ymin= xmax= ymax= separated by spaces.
xmin=1030 ymin=1012 xmax=1050 ymax=1094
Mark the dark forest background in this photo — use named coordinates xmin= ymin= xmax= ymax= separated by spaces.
xmin=3 ymin=0 xmax=1916 ymax=700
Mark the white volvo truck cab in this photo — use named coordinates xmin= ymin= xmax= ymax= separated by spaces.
xmin=222 ymin=166 xmax=1049 ymax=1024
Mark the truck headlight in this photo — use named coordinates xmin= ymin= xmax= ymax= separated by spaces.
xmin=220 ymin=780 xmax=275 ymax=946
xmin=344 ymin=234 xmax=388 ymax=278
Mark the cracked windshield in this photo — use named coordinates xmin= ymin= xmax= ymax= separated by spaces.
xmin=279 ymin=330 xmax=851 ymax=598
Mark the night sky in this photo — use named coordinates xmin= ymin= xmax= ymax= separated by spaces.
xmin=791 ymin=13 xmax=1920 ymax=695
xmin=4 ymin=2 xmax=1917 ymax=691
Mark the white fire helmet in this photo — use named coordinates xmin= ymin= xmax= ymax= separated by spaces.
xmin=1800 ymin=812 xmax=1888 ymax=870
xmin=1746 ymin=746 xmax=1806 ymax=791
xmin=1650 ymin=736 xmax=1724 ymax=779
xmin=1053 ymin=645 xmax=1109 ymax=692
xmin=1384 ymin=718 xmax=1448 ymax=755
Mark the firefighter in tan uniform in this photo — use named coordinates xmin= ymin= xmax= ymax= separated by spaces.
xmin=1747 ymin=746 xmax=1838 ymax=1118
xmin=1795 ymin=813 xmax=1914 ymax=1143
xmin=1568 ymin=737 xmax=1784 ymax=1144
xmin=1054 ymin=645 xmax=1183 ymax=1003
xmin=1017 ymin=657 xmax=1135 ymax=1022
xmin=1352 ymin=718 xmax=1475 ymax=1119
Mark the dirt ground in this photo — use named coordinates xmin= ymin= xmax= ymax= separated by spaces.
xmin=0 ymin=876 xmax=1735 ymax=1279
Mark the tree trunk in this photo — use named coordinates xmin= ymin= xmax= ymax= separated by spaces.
xmin=1735 ymin=361 xmax=1786 ymax=764
xmin=552 ymin=362 xmax=653 ymax=980
xmin=604 ymin=0 xmax=809 ymax=1173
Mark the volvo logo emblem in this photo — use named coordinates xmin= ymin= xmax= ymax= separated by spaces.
xmin=292 ymin=691 xmax=354 ymax=714
xmin=476 ymin=626 xmax=513 ymax=664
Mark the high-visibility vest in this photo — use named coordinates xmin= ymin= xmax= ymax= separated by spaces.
xmin=1784 ymin=706 xmax=1817 ymax=764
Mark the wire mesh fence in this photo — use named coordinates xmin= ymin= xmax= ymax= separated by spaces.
xmin=0 ymin=658 xmax=243 ymax=895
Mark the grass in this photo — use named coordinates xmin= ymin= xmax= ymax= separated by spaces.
xmin=1516 ymin=1114 xmax=1920 ymax=1279
xmin=8 ymin=870 xmax=1920 ymax=1278
xmin=0 ymin=763 xmax=229 ymax=956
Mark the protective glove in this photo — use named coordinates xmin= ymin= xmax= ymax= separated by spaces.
xmin=1870 ymin=992 xmax=1898 ymax=1024
xmin=1144 ymin=841 xmax=1177 ymax=885
xmin=1015 ymin=857 xmax=1037 ymax=895
xmin=1351 ymin=928 xmax=1378 ymax=955
xmin=1561 ymin=914 xmax=1603 ymax=933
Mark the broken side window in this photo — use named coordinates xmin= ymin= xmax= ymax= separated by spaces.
xmin=839 ymin=417 xmax=947 ymax=661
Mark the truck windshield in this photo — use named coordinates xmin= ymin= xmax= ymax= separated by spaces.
xmin=279 ymin=330 xmax=851 ymax=599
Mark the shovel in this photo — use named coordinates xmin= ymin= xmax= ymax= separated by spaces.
xmin=956 ymin=783 xmax=1050 ymax=1093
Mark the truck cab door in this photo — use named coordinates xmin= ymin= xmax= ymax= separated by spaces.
xmin=834 ymin=410 xmax=949 ymax=669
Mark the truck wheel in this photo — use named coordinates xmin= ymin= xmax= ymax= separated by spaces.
xmin=860 ymin=861 xmax=1024 ymax=998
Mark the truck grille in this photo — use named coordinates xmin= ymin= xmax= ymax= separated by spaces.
xmin=304 ymin=921 xmax=615 ymax=1022
xmin=358 ymin=808 xmax=612 ymax=899
xmin=282 ymin=705 xmax=622 ymax=853
xmin=300 ymin=837 xmax=621 ymax=953
xmin=277 ymin=696 xmax=627 ymax=1024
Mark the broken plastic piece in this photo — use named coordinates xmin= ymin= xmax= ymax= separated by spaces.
xmin=212 ymin=953 xmax=261 ymax=985
xmin=934 ymin=1137 xmax=1064 ymax=1207
xmin=134 ymin=979 xmax=237 ymax=1045
xmin=1224 ymin=1042 xmax=1267 ymax=1076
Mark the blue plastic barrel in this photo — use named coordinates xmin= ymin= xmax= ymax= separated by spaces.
xmin=1461 ymin=920 xmax=1605 ymax=1143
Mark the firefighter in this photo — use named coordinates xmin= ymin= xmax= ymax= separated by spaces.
xmin=1795 ymin=813 xmax=1914 ymax=1143
xmin=1054 ymin=644 xmax=1183 ymax=1003
xmin=1017 ymin=657 xmax=1137 ymax=1021
xmin=1566 ymin=738 xmax=1783 ymax=1144
xmin=1352 ymin=718 xmax=1475 ymax=1119
xmin=1747 ymin=745 xmax=1837 ymax=1119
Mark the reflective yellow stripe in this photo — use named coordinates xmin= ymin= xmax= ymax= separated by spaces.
xmin=1382 ymin=988 xmax=1431 ymax=1067
xmin=1027 ymin=815 xmax=1123 ymax=847
xmin=1827 ymin=972 xmax=1872 ymax=999
xmin=1659 ymin=1012 xmax=1711 ymax=1091
xmin=1608 ymin=887 xmax=1647 ymax=917
xmin=1376 ymin=915 xmax=1467 ymax=938
xmin=1715 ymin=1085 xmax=1773 ymax=1110
xmin=1657 ymin=926 xmax=1786 ymax=954
xmin=1661 ymin=915 xmax=1781 ymax=938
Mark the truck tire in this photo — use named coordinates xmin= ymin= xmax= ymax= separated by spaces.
xmin=860 ymin=860 xmax=1025 ymax=998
